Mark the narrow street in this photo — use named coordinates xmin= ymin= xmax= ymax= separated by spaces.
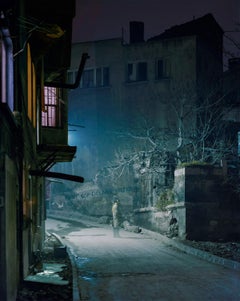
xmin=46 ymin=218 xmax=240 ymax=301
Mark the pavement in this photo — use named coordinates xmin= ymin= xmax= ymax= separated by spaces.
xmin=46 ymin=210 xmax=240 ymax=301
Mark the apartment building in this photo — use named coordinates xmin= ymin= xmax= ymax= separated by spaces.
xmin=0 ymin=1 xmax=83 ymax=300
xmin=66 ymin=14 xmax=224 ymax=210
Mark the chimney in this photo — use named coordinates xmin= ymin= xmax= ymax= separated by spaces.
xmin=129 ymin=21 xmax=144 ymax=43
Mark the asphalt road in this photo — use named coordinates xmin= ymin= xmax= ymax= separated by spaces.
xmin=46 ymin=218 xmax=240 ymax=301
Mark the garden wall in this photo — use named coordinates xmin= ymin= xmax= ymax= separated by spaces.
xmin=172 ymin=165 xmax=240 ymax=241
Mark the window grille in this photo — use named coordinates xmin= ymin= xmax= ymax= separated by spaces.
xmin=42 ymin=87 xmax=62 ymax=127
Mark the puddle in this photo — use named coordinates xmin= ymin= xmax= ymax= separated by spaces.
xmin=75 ymin=256 xmax=91 ymax=266
xmin=80 ymin=271 xmax=98 ymax=285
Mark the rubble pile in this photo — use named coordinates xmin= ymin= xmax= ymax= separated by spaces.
xmin=16 ymin=234 xmax=72 ymax=301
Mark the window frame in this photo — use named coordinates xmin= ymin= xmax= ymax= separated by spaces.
xmin=82 ymin=69 xmax=95 ymax=88
xmin=96 ymin=67 xmax=110 ymax=87
xmin=127 ymin=61 xmax=148 ymax=82
xmin=41 ymin=86 xmax=62 ymax=128
xmin=95 ymin=67 xmax=110 ymax=87
xmin=0 ymin=29 xmax=14 ymax=111
xmin=155 ymin=58 xmax=171 ymax=80
xmin=27 ymin=44 xmax=37 ymax=127
xmin=67 ymin=69 xmax=78 ymax=84
xmin=67 ymin=66 xmax=110 ymax=88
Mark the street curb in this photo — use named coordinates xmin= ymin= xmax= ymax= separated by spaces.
xmin=142 ymin=228 xmax=240 ymax=271
xmin=67 ymin=248 xmax=80 ymax=301
xmin=47 ymin=213 xmax=240 ymax=272
xmin=51 ymin=232 xmax=80 ymax=301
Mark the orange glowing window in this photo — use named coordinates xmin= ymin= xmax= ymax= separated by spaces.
xmin=27 ymin=44 xmax=36 ymax=127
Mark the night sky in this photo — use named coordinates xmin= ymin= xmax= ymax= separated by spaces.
xmin=72 ymin=0 xmax=240 ymax=58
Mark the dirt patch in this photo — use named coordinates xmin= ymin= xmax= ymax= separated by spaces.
xmin=181 ymin=240 xmax=240 ymax=262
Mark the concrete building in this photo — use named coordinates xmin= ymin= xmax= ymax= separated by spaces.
xmin=223 ymin=57 xmax=240 ymax=159
xmin=65 ymin=14 xmax=225 ymax=211
xmin=0 ymin=1 xmax=84 ymax=300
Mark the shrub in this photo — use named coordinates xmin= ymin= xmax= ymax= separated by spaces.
xmin=156 ymin=189 xmax=175 ymax=211
xmin=177 ymin=161 xmax=211 ymax=168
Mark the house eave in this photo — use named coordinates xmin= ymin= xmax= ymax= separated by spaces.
xmin=36 ymin=144 xmax=77 ymax=171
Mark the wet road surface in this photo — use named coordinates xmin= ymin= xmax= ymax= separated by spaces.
xmin=46 ymin=218 xmax=240 ymax=301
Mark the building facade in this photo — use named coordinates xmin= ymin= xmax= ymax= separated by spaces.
xmin=65 ymin=14 xmax=226 ymax=212
xmin=0 ymin=0 xmax=83 ymax=300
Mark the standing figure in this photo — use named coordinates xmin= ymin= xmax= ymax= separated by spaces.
xmin=112 ymin=200 xmax=120 ymax=237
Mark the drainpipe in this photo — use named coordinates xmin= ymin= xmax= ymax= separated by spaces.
xmin=0 ymin=13 xmax=14 ymax=110
xmin=1 ymin=12 xmax=25 ymax=284
xmin=44 ymin=52 xmax=89 ymax=89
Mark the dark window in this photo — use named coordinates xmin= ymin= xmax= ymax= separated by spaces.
xmin=82 ymin=69 xmax=94 ymax=88
xmin=157 ymin=60 xmax=164 ymax=79
xmin=96 ymin=68 xmax=102 ymax=86
xmin=127 ymin=63 xmax=134 ymax=81
xmin=156 ymin=59 xmax=171 ymax=79
xmin=138 ymin=62 xmax=147 ymax=81
xmin=81 ymin=67 xmax=109 ymax=88
xmin=96 ymin=67 xmax=110 ymax=86
xmin=67 ymin=70 xmax=78 ymax=84
xmin=102 ymin=67 xmax=110 ymax=86
xmin=127 ymin=62 xmax=147 ymax=82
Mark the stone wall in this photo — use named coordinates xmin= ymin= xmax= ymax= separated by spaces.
xmin=133 ymin=165 xmax=240 ymax=241
xmin=133 ymin=207 xmax=171 ymax=234
xmin=172 ymin=165 xmax=240 ymax=241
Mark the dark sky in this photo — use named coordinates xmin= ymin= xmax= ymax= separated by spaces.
xmin=72 ymin=0 xmax=240 ymax=57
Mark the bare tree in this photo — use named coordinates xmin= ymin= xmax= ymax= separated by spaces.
xmin=94 ymin=77 xmax=239 ymax=209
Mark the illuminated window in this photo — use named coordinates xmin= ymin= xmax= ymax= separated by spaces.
xmin=42 ymin=87 xmax=62 ymax=127
xmin=0 ymin=31 xmax=14 ymax=111
xmin=127 ymin=62 xmax=147 ymax=82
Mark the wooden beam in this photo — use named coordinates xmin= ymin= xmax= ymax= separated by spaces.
xmin=30 ymin=170 xmax=84 ymax=183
